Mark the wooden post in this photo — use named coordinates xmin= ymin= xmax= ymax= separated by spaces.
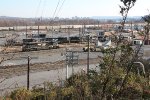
xmin=27 ymin=56 xmax=30 ymax=90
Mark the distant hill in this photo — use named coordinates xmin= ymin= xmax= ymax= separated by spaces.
xmin=0 ymin=16 xmax=21 ymax=19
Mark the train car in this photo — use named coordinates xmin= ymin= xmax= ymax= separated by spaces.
xmin=22 ymin=41 xmax=59 ymax=52
xmin=70 ymin=36 xmax=80 ymax=43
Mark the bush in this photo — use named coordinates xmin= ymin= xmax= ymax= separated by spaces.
xmin=10 ymin=88 xmax=32 ymax=100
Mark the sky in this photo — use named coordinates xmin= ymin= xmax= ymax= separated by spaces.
xmin=0 ymin=0 xmax=150 ymax=18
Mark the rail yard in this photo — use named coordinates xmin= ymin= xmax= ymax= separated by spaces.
xmin=1 ymin=23 xmax=150 ymax=96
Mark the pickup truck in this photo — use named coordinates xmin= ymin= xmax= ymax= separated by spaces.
xmin=83 ymin=46 xmax=96 ymax=52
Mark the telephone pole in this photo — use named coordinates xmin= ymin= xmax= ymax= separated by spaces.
xmin=87 ymin=34 xmax=90 ymax=74
xmin=21 ymin=56 xmax=38 ymax=90
xmin=38 ymin=25 xmax=40 ymax=40
xmin=131 ymin=22 xmax=133 ymax=39
xmin=27 ymin=56 xmax=30 ymax=90
xmin=68 ymin=26 xmax=70 ymax=44
xmin=26 ymin=25 xmax=27 ymax=39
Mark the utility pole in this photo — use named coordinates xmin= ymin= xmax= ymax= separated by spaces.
xmin=79 ymin=28 xmax=82 ymax=43
xmin=20 ymin=56 xmax=38 ymax=90
xmin=38 ymin=25 xmax=40 ymax=41
xmin=87 ymin=34 xmax=90 ymax=74
xmin=98 ymin=20 xmax=100 ymax=29
xmin=38 ymin=18 xmax=41 ymax=41
xmin=68 ymin=27 xmax=70 ymax=44
xmin=52 ymin=26 xmax=53 ymax=38
xmin=71 ymin=51 xmax=74 ymax=74
xmin=26 ymin=25 xmax=27 ymax=39
xmin=131 ymin=22 xmax=133 ymax=39
xmin=27 ymin=56 xmax=30 ymax=90
xmin=79 ymin=28 xmax=80 ymax=38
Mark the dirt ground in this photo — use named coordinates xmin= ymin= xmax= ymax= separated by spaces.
xmin=0 ymin=43 xmax=100 ymax=79
xmin=0 ymin=58 xmax=100 ymax=79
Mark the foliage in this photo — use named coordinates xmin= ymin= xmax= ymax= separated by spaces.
xmin=10 ymin=88 xmax=32 ymax=100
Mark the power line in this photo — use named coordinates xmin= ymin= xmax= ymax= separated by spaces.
xmin=48 ymin=0 xmax=61 ymax=25
xmin=52 ymin=0 xmax=61 ymax=19
xmin=41 ymin=0 xmax=46 ymax=17
xmin=48 ymin=0 xmax=67 ymax=26
xmin=35 ymin=0 xmax=42 ymax=19
xmin=55 ymin=0 xmax=66 ymax=17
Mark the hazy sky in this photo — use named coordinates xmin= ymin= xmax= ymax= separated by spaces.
xmin=0 ymin=0 xmax=150 ymax=18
